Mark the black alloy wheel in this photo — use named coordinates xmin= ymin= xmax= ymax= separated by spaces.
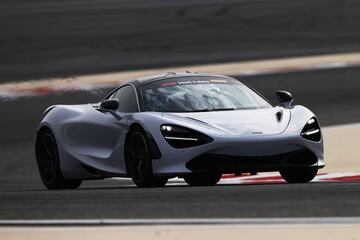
xmin=280 ymin=167 xmax=318 ymax=183
xmin=36 ymin=129 xmax=82 ymax=189
xmin=184 ymin=172 xmax=222 ymax=186
xmin=126 ymin=127 xmax=168 ymax=187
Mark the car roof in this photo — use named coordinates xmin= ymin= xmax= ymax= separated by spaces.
xmin=129 ymin=72 xmax=234 ymax=85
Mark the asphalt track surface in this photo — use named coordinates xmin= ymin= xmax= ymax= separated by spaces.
xmin=1 ymin=0 xmax=360 ymax=82
xmin=0 ymin=67 xmax=360 ymax=219
xmin=1 ymin=0 xmax=360 ymax=220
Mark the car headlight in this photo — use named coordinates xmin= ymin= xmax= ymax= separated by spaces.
xmin=160 ymin=124 xmax=213 ymax=148
xmin=300 ymin=117 xmax=321 ymax=142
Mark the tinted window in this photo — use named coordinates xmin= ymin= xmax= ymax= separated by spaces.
xmin=113 ymin=85 xmax=139 ymax=112
xmin=142 ymin=77 xmax=271 ymax=112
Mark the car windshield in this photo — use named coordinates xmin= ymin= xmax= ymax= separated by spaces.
xmin=142 ymin=77 xmax=272 ymax=112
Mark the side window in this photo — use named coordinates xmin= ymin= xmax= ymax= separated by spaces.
xmin=113 ymin=85 xmax=139 ymax=112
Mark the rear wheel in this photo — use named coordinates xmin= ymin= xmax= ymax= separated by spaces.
xmin=280 ymin=167 xmax=318 ymax=183
xmin=125 ymin=127 xmax=168 ymax=187
xmin=184 ymin=172 xmax=222 ymax=186
xmin=36 ymin=128 xmax=82 ymax=189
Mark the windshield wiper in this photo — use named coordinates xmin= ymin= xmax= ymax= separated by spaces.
xmin=189 ymin=107 xmax=236 ymax=112
xmin=191 ymin=108 xmax=211 ymax=112
xmin=209 ymin=107 xmax=236 ymax=111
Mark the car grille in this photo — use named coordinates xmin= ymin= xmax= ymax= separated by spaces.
xmin=186 ymin=149 xmax=318 ymax=173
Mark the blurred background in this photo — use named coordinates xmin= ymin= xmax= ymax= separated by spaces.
xmin=2 ymin=0 xmax=360 ymax=81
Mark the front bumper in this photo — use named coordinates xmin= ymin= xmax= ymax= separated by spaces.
xmin=152 ymin=131 xmax=324 ymax=175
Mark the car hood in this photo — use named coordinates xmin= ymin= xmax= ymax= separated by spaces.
xmin=166 ymin=107 xmax=291 ymax=136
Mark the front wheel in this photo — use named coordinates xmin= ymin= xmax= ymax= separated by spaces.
xmin=280 ymin=167 xmax=318 ymax=183
xmin=125 ymin=127 xmax=168 ymax=187
xmin=184 ymin=173 xmax=222 ymax=186
xmin=36 ymin=128 xmax=82 ymax=189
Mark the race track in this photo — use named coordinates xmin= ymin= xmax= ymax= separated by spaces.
xmin=0 ymin=0 xmax=360 ymax=221
xmin=1 ymin=67 xmax=360 ymax=219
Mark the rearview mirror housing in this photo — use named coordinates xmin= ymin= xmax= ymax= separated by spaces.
xmin=100 ymin=99 xmax=119 ymax=111
xmin=276 ymin=90 xmax=293 ymax=109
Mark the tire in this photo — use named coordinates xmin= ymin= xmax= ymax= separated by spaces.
xmin=125 ymin=127 xmax=168 ymax=187
xmin=63 ymin=180 xmax=82 ymax=189
xmin=36 ymin=128 xmax=82 ymax=190
xmin=280 ymin=167 xmax=318 ymax=183
xmin=184 ymin=172 xmax=222 ymax=186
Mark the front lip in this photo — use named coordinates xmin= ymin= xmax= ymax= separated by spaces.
xmin=151 ymin=123 xmax=323 ymax=174
xmin=185 ymin=148 xmax=319 ymax=173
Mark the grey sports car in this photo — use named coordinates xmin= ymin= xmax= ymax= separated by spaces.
xmin=35 ymin=72 xmax=324 ymax=189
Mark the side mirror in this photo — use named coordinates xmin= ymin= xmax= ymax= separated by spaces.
xmin=276 ymin=90 xmax=293 ymax=109
xmin=100 ymin=99 xmax=119 ymax=111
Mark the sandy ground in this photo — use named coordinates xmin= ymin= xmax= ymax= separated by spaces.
xmin=1 ymin=224 xmax=360 ymax=240
xmin=322 ymin=123 xmax=360 ymax=173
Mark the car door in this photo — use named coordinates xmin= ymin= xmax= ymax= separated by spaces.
xmin=82 ymin=84 xmax=140 ymax=175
